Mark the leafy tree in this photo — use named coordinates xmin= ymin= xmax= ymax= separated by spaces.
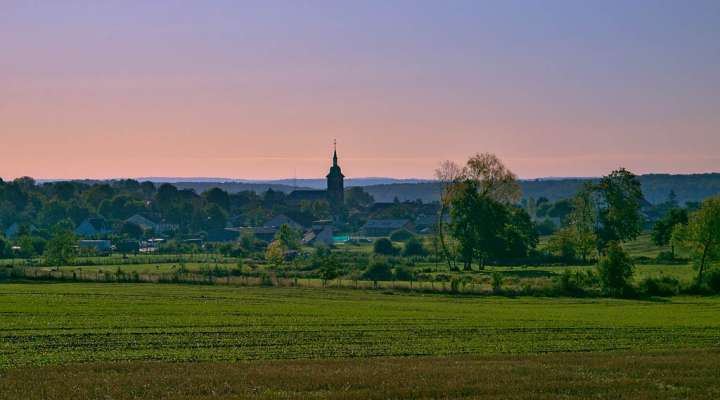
xmin=394 ymin=265 xmax=414 ymax=281
xmin=17 ymin=235 xmax=37 ymax=258
xmin=120 ymin=221 xmax=144 ymax=239
xmin=364 ymin=258 xmax=393 ymax=282
xmin=240 ymin=230 xmax=257 ymax=253
xmin=651 ymin=208 xmax=688 ymax=257
xmin=435 ymin=160 xmax=466 ymax=270
xmin=204 ymin=187 xmax=230 ymax=211
xmin=0 ymin=236 xmax=9 ymax=258
xmin=568 ymin=187 xmax=599 ymax=262
xmin=673 ymin=197 xmax=720 ymax=282
xmin=265 ymin=240 xmax=287 ymax=266
xmin=449 ymin=181 xmax=508 ymax=270
xmin=550 ymin=186 xmax=599 ymax=262
xmin=39 ymin=200 xmax=70 ymax=227
xmin=546 ymin=227 xmax=577 ymax=261
xmin=501 ymin=207 xmax=538 ymax=258
xmin=402 ymin=236 xmax=427 ymax=257
xmin=596 ymin=241 xmax=634 ymax=296
xmin=318 ymin=252 xmax=340 ymax=287
xmin=45 ymin=226 xmax=77 ymax=267
xmin=464 ymin=153 xmax=521 ymax=202
xmin=204 ymin=203 xmax=229 ymax=231
xmin=274 ymin=224 xmax=301 ymax=250
xmin=344 ymin=187 xmax=374 ymax=209
xmin=536 ymin=218 xmax=556 ymax=236
xmin=438 ymin=153 xmax=521 ymax=270
xmin=547 ymin=199 xmax=573 ymax=221
xmin=299 ymin=200 xmax=331 ymax=220
xmin=595 ymin=168 xmax=644 ymax=250
xmin=373 ymin=238 xmax=399 ymax=256
xmin=389 ymin=229 xmax=414 ymax=242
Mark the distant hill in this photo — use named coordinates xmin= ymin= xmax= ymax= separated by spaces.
xmin=50 ymin=173 xmax=720 ymax=205
xmin=135 ymin=177 xmax=430 ymax=189
xmin=362 ymin=174 xmax=720 ymax=204
xmin=171 ymin=181 xmax=310 ymax=194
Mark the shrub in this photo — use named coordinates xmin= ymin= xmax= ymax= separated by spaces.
xmin=555 ymin=270 xmax=585 ymax=295
xmin=639 ymin=276 xmax=680 ymax=297
xmin=394 ymin=266 xmax=414 ymax=281
xmin=260 ymin=272 xmax=275 ymax=287
xmin=596 ymin=241 xmax=634 ymax=297
xmin=389 ymin=229 xmax=414 ymax=242
xmin=402 ymin=237 xmax=426 ymax=257
xmin=373 ymin=238 xmax=399 ymax=256
xmin=491 ymin=272 xmax=503 ymax=294
xmin=706 ymin=269 xmax=720 ymax=293
xmin=450 ymin=278 xmax=461 ymax=293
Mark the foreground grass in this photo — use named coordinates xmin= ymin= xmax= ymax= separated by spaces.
xmin=1 ymin=283 xmax=719 ymax=368
xmin=2 ymin=349 xmax=719 ymax=399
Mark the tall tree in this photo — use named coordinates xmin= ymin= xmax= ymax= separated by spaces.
xmin=652 ymin=208 xmax=689 ymax=257
xmin=435 ymin=160 xmax=465 ymax=271
xmin=274 ymin=224 xmax=301 ymax=250
xmin=45 ymin=225 xmax=77 ymax=267
xmin=594 ymin=168 xmax=644 ymax=251
xmin=673 ymin=197 xmax=720 ymax=282
xmin=204 ymin=188 xmax=231 ymax=211
xmin=449 ymin=180 xmax=509 ymax=270
xmin=436 ymin=153 xmax=521 ymax=270
xmin=567 ymin=185 xmax=599 ymax=262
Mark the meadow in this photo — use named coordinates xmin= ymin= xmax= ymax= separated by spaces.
xmin=1 ymin=234 xmax=718 ymax=398
xmin=2 ymin=283 xmax=719 ymax=369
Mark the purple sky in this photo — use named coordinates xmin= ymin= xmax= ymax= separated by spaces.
xmin=1 ymin=1 xmax=719 ymax=179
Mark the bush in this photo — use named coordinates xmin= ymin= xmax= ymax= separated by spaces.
xmin=260 ymin=272 xmax=275 ymax=287
xmin=555 ymin=270 xmax=585 ymax=295
xmin=706 ymin=269 xmax=720 ymax=293
xmin=402 ymin=237 xmax=426 ymax=257
xmin=394 ymin=266 xmax=414 ymax=281
xmin=373 ymin=238 xmax=399 ymax=256
xmin=596 ymin=241 xmax=634 ymax=297
xmin=491 ymin=272 xmax=503 ymax=294
xmin=389 ymin=229 xmax=414 ymax=242
xmin=639 ymin=276 xmax=680 ymax=297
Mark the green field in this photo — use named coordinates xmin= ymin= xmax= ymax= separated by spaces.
xmin=1 ymin=232 xmax=717 ymax=398
xmin=1 ymin=283 xmax=719 ymax=369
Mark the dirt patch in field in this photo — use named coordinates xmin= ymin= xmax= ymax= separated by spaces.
xmin=1 ymin=349 xmax=719 ymax=399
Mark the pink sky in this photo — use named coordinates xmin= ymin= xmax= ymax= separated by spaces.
xmin=2 ymin=1 xmax=719 ymax=180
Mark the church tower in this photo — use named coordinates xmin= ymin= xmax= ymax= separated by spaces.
xmin=326 ymin=140 xmax=344 ymax=206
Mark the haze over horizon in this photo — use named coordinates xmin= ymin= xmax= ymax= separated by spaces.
xmin=2 ymin=1 xmax=719 ymax=180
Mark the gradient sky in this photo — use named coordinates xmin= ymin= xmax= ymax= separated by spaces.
xmin=2 ymin=1 xmax=719 ymax=180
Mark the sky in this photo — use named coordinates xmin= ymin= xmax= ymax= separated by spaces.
xmin=1 ymin=0 xmax=719 ymax=180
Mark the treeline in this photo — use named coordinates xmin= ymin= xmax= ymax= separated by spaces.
xmin=435 ymin=153 xmax=720 ymax=296
xmin=0 ymin=177 xmax=373 ymax=239
xmin=361 ymin=173 xmax=720 ymax=204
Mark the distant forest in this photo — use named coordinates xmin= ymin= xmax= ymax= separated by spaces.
xmin=167 ymin=174 xmax=720 ymax=205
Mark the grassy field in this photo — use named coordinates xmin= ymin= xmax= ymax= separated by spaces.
xmin=1 ymin=283 xmax=719 ymax=369
xmin=2 ymin=350 xmax=719 ymax=399
xmin=1 ymin=233 xmax=715 ymax=398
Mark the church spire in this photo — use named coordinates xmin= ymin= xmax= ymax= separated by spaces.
xmin=332 ymin=139 xmax=338 ymax=167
